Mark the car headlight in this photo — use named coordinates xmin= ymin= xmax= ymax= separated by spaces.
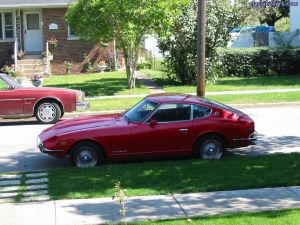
xmin=36 ymin=137 xmax=42 ymax=147
xmin=76 ymin=91 xmax=85 ymax=102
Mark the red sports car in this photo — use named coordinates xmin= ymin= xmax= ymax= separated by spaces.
xmin=0 ymin=73 xmax=89 ymax=124
xmin=37 ymin=94 xmax=257 ymax=168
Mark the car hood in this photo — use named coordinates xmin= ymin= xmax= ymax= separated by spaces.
xmin=41 ymin=113 xmax=125 ymax=137
xmin=20 ymin=86 xmax=78 ymax=94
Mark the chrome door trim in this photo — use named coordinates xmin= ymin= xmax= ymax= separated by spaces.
xmin=0 ymin=98 xmax=23 ymax=102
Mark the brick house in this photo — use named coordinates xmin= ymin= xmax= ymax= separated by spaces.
xmin=0 ymin=0 xmax=119 ymax=75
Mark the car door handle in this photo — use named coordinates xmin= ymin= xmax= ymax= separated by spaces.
xmin=179 ymin=128 xmax=189 ymax=134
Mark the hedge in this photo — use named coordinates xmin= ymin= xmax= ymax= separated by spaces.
xmin=217 ymin=48 xmax=300 ymax=77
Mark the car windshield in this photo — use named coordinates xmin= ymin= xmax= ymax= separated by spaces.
xmin=124 ymin=99 xmax=159 ymax=123
xmin=2 ymin=75 xmax=21 ymax=88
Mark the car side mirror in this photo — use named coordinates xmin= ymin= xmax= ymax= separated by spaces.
xmin=149 ymin=120 xmax=158 ymax=128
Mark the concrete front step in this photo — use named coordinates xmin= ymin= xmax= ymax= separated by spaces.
xmin=19 ymin=65 xmax=44 ymax=70
xmin=18 ymin=59 xmax=44 ymax=65
xmin=21 ymin=70 xmax=45 ymax=75
xmin=22 ymin=55 xmax=43 ymax=59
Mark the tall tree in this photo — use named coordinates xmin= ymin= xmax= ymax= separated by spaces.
xmin=158 ymin=0 xmax=250 ymax=85
xmin=65 ymin=0 xmax=189 ymax=89
xmin=250 ymin=0 xmax=290 ymax=26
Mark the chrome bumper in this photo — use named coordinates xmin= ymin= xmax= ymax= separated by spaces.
xmin=38 ymin=144 xmax=64 ymax=154
xmin=233 ymin=131 xmax=257 ymax=145
xmin=37 ymin=137 xmax=64 ymax=154
xmin=76 ymin=101 xmax=90 ymax=111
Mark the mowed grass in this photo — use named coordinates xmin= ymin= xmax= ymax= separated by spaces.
xmin=48 ymin=154 xmax=300 ymax=200
xmin=142 ymin=69 xmax=300 ymax=93
xmin=43 ymin=71 xmax=149 ymax=97
xmin=126 ymin=208 xmax=300 ymax=225
xmin=89 ymin=91 xmax=300 ymax=111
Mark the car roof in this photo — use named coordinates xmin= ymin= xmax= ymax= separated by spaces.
xmin=146 ymin=93 xmax=209 ymax=105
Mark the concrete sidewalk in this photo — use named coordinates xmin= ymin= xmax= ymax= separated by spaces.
xmin=86 ymin=88 xmax=300 ymax=100
xmin=1 ymin=186 xmax=300 ymax=225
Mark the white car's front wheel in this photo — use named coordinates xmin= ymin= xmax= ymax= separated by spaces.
xmin=35 ymin=101 xmax=61 ymax=124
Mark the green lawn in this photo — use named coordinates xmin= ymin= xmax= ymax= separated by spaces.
xmin=89 ymin=91 xmax=300 ymax=111
xmin=43 ymin=71 xmax=149 ymax=97
xmin=126 ymin=208 xmax=300 ymax=225
xmin=142 ymin=69 xmax=300 ymax=93
xmin=47 ymin=154 xmax=300 ymax=200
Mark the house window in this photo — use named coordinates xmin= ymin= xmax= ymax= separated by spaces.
xmin=68 ymin=26 xmax=78 ymax=40
xmin=0 ymin=12 xmax=14 ymax=40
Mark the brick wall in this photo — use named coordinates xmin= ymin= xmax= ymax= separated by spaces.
xmin=42 ymin=8 xmax=116 ymax=74
xmin=0 ymin=42 xmax=14 ymax=67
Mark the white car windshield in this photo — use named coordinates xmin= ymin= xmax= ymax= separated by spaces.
xmin=124 ymin=99 xmax=159 ymax=123
xmin=2 ymin=74 xmax=21 ymax=88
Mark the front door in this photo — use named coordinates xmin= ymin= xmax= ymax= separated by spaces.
xmin=24 ymin=11 xmax=43 ymax=53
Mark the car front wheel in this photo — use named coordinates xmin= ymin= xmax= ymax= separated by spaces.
xmin=196 ymin=135 xmax=224 ymax=160
xmin=35 ymin=102 xmax=61 ymax=124
xmin=71 ymin=142 xmax=101 ymax=168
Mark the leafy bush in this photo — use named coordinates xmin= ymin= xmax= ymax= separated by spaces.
xmin=64 ymin=61 xmax=73 ymax=74
xmin=158 ymin=0 xmax=249 ymax=85
xmin=1 ymin=64 xmax=16 ymax=77
xmin=275 ymin=17 xmax=290 ymax=32
xmin=217 ymin=48 xmax=300 ymax=77
xmin=137 ymin=59 xmax=152 ymax=70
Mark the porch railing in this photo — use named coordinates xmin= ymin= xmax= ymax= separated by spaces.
xmin=14 ymin=40 xmax=18 ymax=72
xmin=45 ymin=41 xmax=50 ymax=75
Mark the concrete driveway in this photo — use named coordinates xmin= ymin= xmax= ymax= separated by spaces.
xmin=0 ymin=104 xmax=299 ymax=173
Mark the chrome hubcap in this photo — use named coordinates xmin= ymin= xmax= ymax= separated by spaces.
xmin=201 ymin=140 xmax=222 ymax=159
xmin=38 ymin=103 xmax=56 ymax=122
xmin=76 ymin=149 xmax=98 ymax=168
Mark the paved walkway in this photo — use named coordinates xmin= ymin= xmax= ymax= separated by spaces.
xmin=86 ymin=88 xmax=300 ymax=100
xmin=136 ymin=71 xmax=165 ymax=94
xmin=1 ymin=186 xmax=300 ymax=225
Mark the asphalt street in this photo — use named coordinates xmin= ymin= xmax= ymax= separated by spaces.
xmin=0 ymin=104 xmax=299 ymax=173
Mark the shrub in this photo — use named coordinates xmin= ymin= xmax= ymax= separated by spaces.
xmin=136 ymin=59 xmax=152 ymax=70
xmin=83 ymin=54 xmax=94 ymax=73
xmin=64 ymin=61 xmax=73 ymax=74
xmin=217 ymin=48 xmax=300 ymax=77
xmin=1 ymin=64 xmax=16 ymax=77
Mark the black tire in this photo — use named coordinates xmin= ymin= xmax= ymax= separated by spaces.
xmin=71 ymin=142 xmax=102 ymax=168
xmin=195 ymin=134 xmax=224 ymax=160
xmin=35 ymin=101 xmax=61 ymax=124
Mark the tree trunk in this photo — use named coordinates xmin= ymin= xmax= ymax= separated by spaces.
xmin=124 ymin=47 xmax=138 ymax=89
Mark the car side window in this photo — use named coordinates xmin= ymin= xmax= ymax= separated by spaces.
xmin=193 ymin=105 xmax=212 ymax=120
xmin=0 ymin=79 xmax=8 ymax=91
xmin=149 ymin=103 xmax=191 ymax=123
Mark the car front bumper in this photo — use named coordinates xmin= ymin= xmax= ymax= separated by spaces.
xmin=76 ymin=101 xmax=90 ymax=111
xmin=37 ymin=137 xmax=65 ymax=157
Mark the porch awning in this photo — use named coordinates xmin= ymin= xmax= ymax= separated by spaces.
xmin=0 ymin=0 xmax=77 ymax=8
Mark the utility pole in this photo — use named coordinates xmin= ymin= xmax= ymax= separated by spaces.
xmin=197 ymin=0 xmax=206 ymax=97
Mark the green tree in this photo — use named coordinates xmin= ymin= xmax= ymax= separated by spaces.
xmin=158 ymin=0 xmax=250 ymax=85
xmin=249 ymin=0 xmax=290 ymax=26
xmin=65 ymin=0 xmax=189 ymax=89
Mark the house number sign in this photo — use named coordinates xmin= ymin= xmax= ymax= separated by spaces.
xmin=49 ymin=23 xmax=58 ymax=30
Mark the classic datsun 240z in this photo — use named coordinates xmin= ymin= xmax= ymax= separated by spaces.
xmin=37 ymin=94 xmax=257 ymax=167
xmin=0 ymin=73 xmax=89 ymax=124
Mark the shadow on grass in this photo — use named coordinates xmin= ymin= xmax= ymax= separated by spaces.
xmin=44 ymin=78 xmax=145 ymax=97
xmin=47 ymin=141 xmax=300 ymax=200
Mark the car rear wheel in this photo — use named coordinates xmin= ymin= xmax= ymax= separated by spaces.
xmin=35 ymin=102 xmax=61 ymax=124
xmin=71 ymin=142 xmax=101 ymax=168
xmin=196 ymin=135 xmax=224 ymax=160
